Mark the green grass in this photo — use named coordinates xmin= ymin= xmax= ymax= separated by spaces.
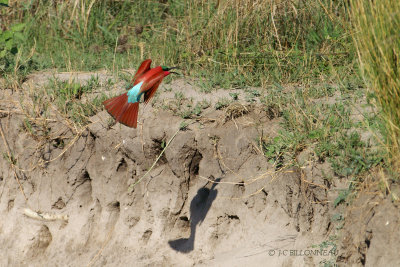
xmin=261 ymin=83 xmax=384 ymax=179
xmin=312 ymin=235 xmax=338 ymax=267
xmin=46 ymin=77 xmax=109 ymax=127
xmin=214 ymin=98 xmax=230 ymax=110
xmin=350 ymin=0 xmax=400 ymax=173
xmin=2 ymin=0 xmax=397 ymax=184
xmin=2 ymin=0 xmax=395 ymax=179
xmin=2 ymin=0 xmax=354 ymax=88
xmin=19 ymin=76 xmax=110 ymax=133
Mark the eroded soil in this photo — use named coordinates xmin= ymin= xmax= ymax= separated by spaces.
xmin=0 ymin=72 xmax=399 ymax=266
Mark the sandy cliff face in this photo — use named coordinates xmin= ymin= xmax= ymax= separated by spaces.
xmin=1 ymin=73 xmax=398 ymax=267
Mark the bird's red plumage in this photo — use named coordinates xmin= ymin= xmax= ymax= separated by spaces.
xmin=103 ymin=59 xmax=171 ymax=128
xmin=133 ymin=66 xmax=163 ymax=86
xmin=132 ymin=59 xmax=152 ymax=82
xmin=144 ymin=79 xmax=162 ymax=104
xmin=119 ymin=102 xmax=139 ymax=128
xmin=104 ymin=93 xmax=139 ymax=128
xmin=103 ymin=93 xmax=128 ymax=119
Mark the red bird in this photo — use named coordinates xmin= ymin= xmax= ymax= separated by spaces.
xmin=103 ymin=59 xmax=177 ymax=128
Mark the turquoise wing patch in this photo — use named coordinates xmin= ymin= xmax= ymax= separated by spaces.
xmin=127 ymin=81 xmax=144 ymax=103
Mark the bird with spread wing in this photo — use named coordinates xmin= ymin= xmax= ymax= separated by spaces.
xmin=103 ymin=59 xmax=177 ymax=128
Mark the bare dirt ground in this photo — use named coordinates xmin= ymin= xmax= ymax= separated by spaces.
xmin=0 ymin=72 xmax=399 ymax=266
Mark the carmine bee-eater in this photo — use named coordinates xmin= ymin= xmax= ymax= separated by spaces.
xmin=103 ymin=59 xmax=177 ymax=128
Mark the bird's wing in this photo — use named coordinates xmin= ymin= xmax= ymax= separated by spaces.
xmin=140 ymin=71 xmax=165 ymax=94
xmin=133 ymin=66 xmax=165 ymax=104
xmin=131 ymin=59 xmax=152 ymax=85
xmin=144 ymin=80 xmax=162 ymax=104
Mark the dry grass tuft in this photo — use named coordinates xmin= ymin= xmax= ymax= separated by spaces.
xmin=350 ymin=0 xmax=400 ymax=174
xmin=224 ymin=102 xmax=248 ymax=122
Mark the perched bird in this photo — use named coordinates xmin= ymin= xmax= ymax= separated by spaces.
xmin=103 ymin=59 xmax=177 ymax=128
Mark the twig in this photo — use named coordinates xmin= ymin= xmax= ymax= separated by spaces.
xmin=270 ymin=2 xmax=282 ymax=51
xmin=0 ymin=121 xmax=28 ymax=202
xmin=13 ymin=121 xmax=97 ymax=173
xmin=23 ymin=208 xmax=68 ymax=221
xmin=0 ymin=109 xmax=23 ymax=115
xmin=129 ymin=127 xmax=180 ymax=191
xmin=198 ymin=166 xmax=295 ymax=186
xmin=86 ymin=223 xmax=116 ymax=267
xmin=317 ymin=0 xmax=334 ymax=22
xmin=301 ymin=178 xmax=328 ymax=191
xmin=225 ymin=186 xmax=266 ymax=200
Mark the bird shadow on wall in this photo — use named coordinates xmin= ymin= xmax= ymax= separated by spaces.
xmin=168 ymin=178 xmax=221 ymax=253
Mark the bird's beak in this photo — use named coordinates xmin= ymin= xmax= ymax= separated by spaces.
xmin=164 ymin=66 xmax=180 ymax=71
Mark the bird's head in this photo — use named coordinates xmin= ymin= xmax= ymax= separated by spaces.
xmin=161 ymin=66 xmax=180 ymax=76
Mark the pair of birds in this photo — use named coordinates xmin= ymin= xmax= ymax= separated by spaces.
xmin=103 ymin=59 xmax=177 ymax=128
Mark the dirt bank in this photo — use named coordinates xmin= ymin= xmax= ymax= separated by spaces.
xmin=0 ymin=72 xmax=398 ymax=266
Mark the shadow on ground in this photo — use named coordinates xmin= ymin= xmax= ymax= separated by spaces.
xmin=169 ymin=178 xmax=221 ymax=253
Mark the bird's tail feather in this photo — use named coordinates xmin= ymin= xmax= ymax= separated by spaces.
xmin=103 ymin=93 xmax=127 ymax=119
xmin=103 ymin=93 xmax=139 ymax=128
xmin=119 ymin=102 xmax=139 ymax=128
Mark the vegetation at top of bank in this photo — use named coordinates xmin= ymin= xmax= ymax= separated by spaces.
xmin=1 ymin=0 xmax=399 ymax=188
xmin=2 ymin=0 xmax=354 ymax=87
